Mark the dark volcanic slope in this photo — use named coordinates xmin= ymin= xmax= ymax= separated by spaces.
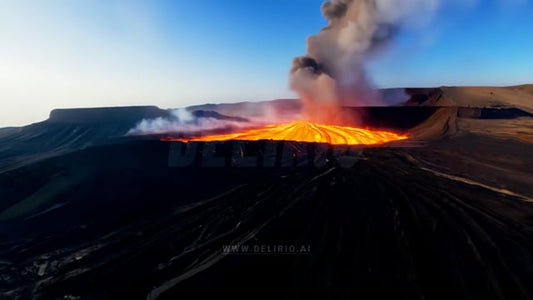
xmin=0 ymin=106 xmax=170 ymax=172
xmin=0 ymin=135 xmax=532 ymax=300
xmin=0 ymin=100 xmax=532 ymax=299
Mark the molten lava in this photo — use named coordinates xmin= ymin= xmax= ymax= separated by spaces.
xmin=172 ymin=121 xmax=407 ymax=145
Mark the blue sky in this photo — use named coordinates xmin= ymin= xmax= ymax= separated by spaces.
xmin=0 ymin=0 xmax=532 ymax=126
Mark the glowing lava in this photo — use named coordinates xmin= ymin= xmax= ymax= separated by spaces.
xmin=171 ymin=121 xmax=407 ymax=145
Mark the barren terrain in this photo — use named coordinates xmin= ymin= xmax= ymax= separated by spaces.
xmin=0 ymin=86 xmax=532 ymax=299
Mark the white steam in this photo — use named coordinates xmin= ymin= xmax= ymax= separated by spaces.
xmin=127 ymin=108 xmax=250 ymax=135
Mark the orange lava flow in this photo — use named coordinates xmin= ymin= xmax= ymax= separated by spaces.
xmin=172 ymin=121 xmax=408 ymax=145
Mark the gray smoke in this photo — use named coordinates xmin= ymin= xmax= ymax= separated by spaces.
xmin=291 ymin=0 xmax=439 ymax=123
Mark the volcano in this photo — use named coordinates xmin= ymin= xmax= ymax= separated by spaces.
xmin=0 ymin=85 xmax=532 ymax=299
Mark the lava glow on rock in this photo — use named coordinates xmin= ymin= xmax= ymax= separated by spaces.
xmin=168 ymin=121 xmax=408 ymax=145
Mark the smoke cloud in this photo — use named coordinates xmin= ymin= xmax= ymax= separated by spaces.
xmin=290 ymin=0 xmax=440 ymax=124
xmin=127 ymin=108 xmax=251 ymax=135
xmin=128 ymin=100 xmax=302 ymax=136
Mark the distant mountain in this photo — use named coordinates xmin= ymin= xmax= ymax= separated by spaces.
xmin=405 ymin=85 xmax=533 ymax=113
xmin=191 ymin=110 xmax=249 ymax=122
xmin=48 ymin=106 xmax=170 ymax=124
xmin=187 ymin=98 xmax=302 ymax=120
xmin=0 ymin=106 xmax=169 ymax=172
xmin=0 ymin=106 xmax=254 ymax=171
xmin=185 ymin=90 xmax=410 ymax=118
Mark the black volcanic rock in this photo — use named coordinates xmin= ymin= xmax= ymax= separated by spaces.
xmin=191 ymin=110 xmax=249 ymax=122
xmin=404 ymin=88 xmax=443 ymax=106
xmin=342 ymin=106 xmax=439 ymax=130
xmin=0 ymin=137 xmax=531 ymax=299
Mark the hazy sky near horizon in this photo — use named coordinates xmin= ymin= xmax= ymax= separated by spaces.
xmin=1 ymin=0 xmax=532 ymax=127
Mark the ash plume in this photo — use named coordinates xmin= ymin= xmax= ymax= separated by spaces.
xmin=291 ymin=0 xmax=439 ymax=124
